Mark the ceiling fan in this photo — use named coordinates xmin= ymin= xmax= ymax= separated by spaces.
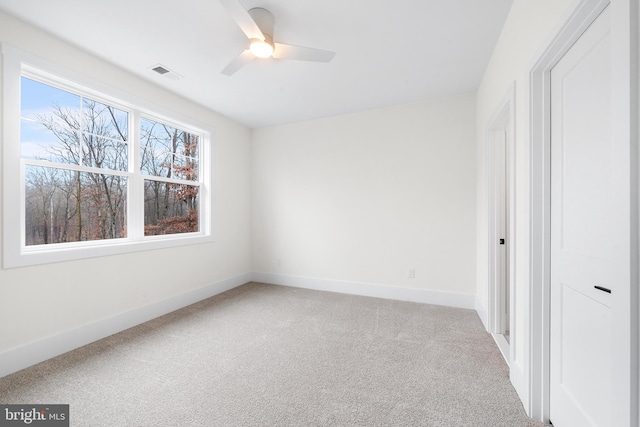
xmin=218 ymin=0 xmax=336 ymax=76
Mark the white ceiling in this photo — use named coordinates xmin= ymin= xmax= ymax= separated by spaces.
xmin=0 ymin=0 xmax=513 ymax=129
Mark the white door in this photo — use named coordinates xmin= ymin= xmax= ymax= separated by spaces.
xmin=549 ymin=6 xmax=621 ymax=427
xmin=491 ymin=127 xmax=510 ymax=361
xmin=495 ymin=129 xmax=510 ymax=344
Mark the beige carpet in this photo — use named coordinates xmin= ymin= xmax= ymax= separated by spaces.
xmin=0 ymin=282 xmax=544 ymax=426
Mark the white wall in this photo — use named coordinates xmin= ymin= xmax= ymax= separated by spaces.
xmin=252 ymin=95 xmax=477 ymax=303
xmin=475 ymin=0 xmax=575 ymax=409
xmin=0 ymin=11 xmax=252 ymax=370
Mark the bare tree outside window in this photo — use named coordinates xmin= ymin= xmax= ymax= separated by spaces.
xmin=4 ymin=58 xmax=212 ymax=269
xmin=20 ymin=77 xmax=200 ymax=246
xmin=21 ymin=78 xmax=128 ymax=245
xmin=140 ymin=118 xmax=199 ymax=236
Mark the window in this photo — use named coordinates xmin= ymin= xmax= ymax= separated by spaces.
xmin=21 ymin=77 xmax=130 ymax=245
xmin=140 ymin=118 xmax=200 ymax=236
xmin=2 ymin=45 xmax=212 ymax=268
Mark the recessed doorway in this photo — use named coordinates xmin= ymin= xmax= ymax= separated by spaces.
xmin=486 ymin=85 xmax=515 ymax=365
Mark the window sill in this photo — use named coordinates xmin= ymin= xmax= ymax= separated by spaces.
xmin=3 ymin=233 xmax=215 ymax=269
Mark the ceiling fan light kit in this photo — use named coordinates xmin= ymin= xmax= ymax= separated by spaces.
xmin=249 ymin=37 xmax=274 ymax=58
xmin=219 ymin=0 xmax=336 ymax=76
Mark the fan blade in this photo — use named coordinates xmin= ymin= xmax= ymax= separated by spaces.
xmin=218 ymin=0 xmax=264 ymax=40
xmin=221 ymin=50 xmax=255 ymax=76
xmin=273 ymin=43 xmax=336 ymax=62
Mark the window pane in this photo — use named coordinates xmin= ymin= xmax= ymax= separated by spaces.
xmin=25 ymin=165 xmax=127 ymax=245
xmin=172 ymin=154 xmax=199 ymax=181
xmin=21 ymin=77 xmax=81 ymax=119
xmin=81 ymin=99 xmax=128 ymax=171
xmin=82 ymin=134 xmax=128 ymax=171
xmin=82 ymin=98 xmax=128 ymax=141
xmin=140 ymin=118 xmax=199 ymax=181
xmin=144 ymin=180 xmax=198 ymax=236
xmin=20 ymin=119 xmax=80 ymax=163
xmin=21 ymin=77 xmax=129 ymax=171
xmin=21 ymin=77 xmax=81 ymax=164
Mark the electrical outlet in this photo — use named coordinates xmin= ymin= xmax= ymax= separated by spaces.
xmin=408 ymin=269 xmax=415 ymax=279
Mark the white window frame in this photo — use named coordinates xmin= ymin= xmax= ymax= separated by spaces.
xmin=2 ymin=44 xmax=214 ymax=268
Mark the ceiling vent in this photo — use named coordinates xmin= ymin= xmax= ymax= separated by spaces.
xmin=149 ymin=64 xmax=184 ymax=81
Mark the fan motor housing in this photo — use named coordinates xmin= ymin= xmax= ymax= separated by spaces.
xmin=248 ymin=8 xmax=274 ymax=40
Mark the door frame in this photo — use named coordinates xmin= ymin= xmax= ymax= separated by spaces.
xmin=486 ymin=83 xmax=516 ymax=367
xmin=528 ymin=0 xmax=639 ymax=424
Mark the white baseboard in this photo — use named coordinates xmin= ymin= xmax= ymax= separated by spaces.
xmin=0 ymin=272 xmax=251 ymax=378
xmin=252 ymin=272 xmax=475 ymax=310
xmin=475 ymin=297 xmax=489 ymax=331
xmin=1 ymin=272 xmax=476 ymax=378
xmin=492 ymin=333 xmax=510 ymax=365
